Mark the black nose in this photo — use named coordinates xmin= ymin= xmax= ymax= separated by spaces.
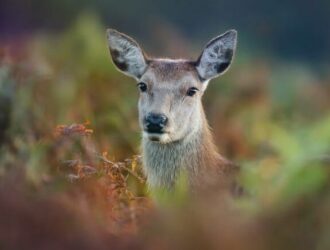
xmin=145 ymin=113 xmax=168 ymax=133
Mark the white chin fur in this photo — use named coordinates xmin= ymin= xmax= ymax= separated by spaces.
xmin=143 ymin=132 xmax=171 ymax=144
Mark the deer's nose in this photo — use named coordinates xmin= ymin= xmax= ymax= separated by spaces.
xmin=145 ymin=113 xmax=168 ymax=133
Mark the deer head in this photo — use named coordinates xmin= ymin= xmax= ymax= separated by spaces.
xmin=107 ymin=29 xmax=237 ymax=144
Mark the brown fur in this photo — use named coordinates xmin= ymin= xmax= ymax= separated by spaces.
xmin=107 ymin=29 xmax=239 ymax=191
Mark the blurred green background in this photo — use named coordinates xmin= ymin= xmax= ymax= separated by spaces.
xmin=0 ymin=1 xmax=329 ymax=250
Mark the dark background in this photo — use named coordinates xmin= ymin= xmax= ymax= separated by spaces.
xmin=1 ymin=0 xmax=330 ymax=63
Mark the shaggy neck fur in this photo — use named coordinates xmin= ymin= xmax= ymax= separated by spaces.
xmin=142 ymin=107 xmax=229 ymax=189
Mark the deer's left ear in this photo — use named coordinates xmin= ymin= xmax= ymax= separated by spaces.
xmin=195 ymin=30 xmax=237 ymax=81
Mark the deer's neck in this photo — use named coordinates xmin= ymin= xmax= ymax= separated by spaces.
xmin=142 ymin=110 xmax=228 ymax=189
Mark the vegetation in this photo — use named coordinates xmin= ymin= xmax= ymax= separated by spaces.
xmin=0 ymin=14 xmax=329 ymax=250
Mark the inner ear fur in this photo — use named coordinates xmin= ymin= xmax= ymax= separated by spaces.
xmin=107 ymin=29 xmax=148 ymax=79
xmin=195 ymin=30 xmax=237 ymax=81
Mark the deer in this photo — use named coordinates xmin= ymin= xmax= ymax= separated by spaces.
xmin=106 ymin=28 xmax=239 ymax=192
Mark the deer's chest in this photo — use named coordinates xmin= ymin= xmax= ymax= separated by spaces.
xmin=142 ymin=139 xmax=201 ymax=188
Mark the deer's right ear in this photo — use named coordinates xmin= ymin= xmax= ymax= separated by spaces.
xmin=107 ymin=29 xmax=148 ymax=79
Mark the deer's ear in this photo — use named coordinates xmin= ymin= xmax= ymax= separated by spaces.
xmin=107 ymin=29 xmax=148 ymax=79
xmin=195 ymin=30 xmax=237 ymax=81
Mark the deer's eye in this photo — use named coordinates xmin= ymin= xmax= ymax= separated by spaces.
xmin=186 ymin=87 xmax=199 ymax=97
xmin=137 ymin=82 xmax=147 ymax=92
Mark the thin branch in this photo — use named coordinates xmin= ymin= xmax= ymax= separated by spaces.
xmin=97 ymin=155 xmax=145 ymax=183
